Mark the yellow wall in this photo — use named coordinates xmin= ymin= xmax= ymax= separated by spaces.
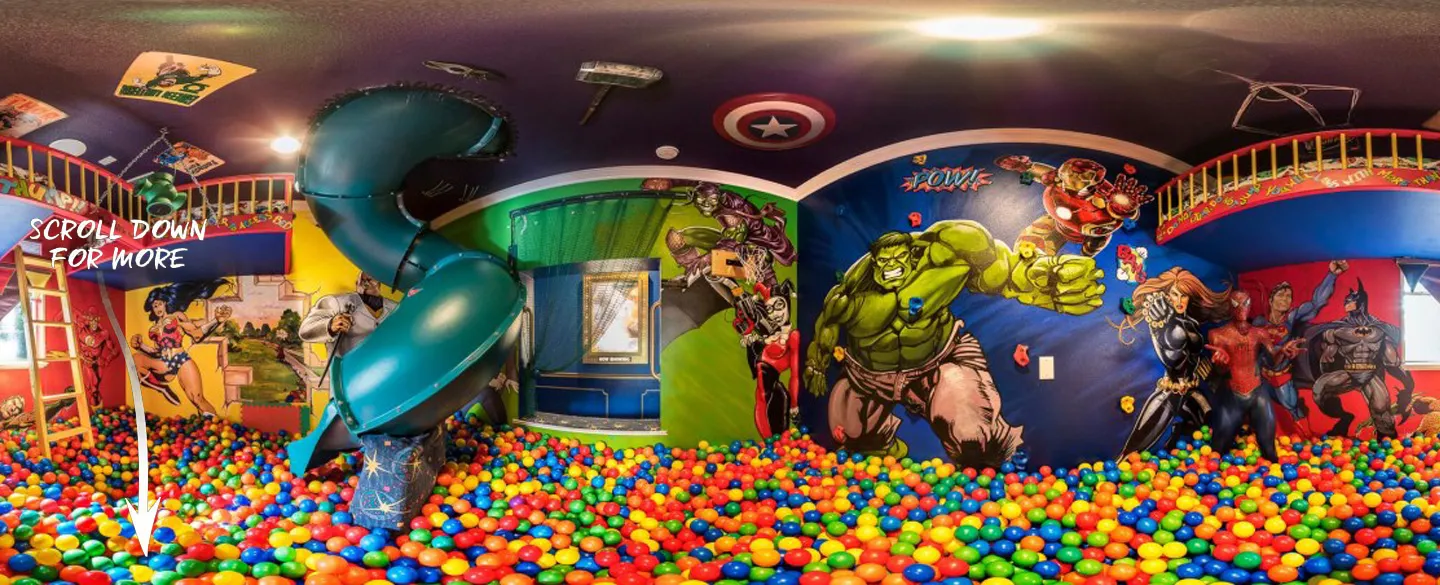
xmin=123 ymin=206 xmax=401 ymax=424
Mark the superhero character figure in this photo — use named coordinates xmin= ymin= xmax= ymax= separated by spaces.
xmin=1296 ymin=280 xmax=1415 ymax=438
xmin=1205 ymin=290 xmax=1304 ymax=461
xmin=129 ymin=279 xmax=232 ymax=416
xmin=1113 ymin=268 xmax=1231 ymax=459
xmin=76 ymin=307 xmax=120 ymax=406
xmin=735 ymin=281 xmax=799 ymax=438
xmin=995 ymin=156 xmax=1153 ymax=257
xmin=132 ymin=58 xmax=222 ymax=90
xmin=648 ymin=179 xmax=796 ymax=297
xmin=1252 ymin=260 xmax=1346 ymax=423
xmin=805 ymin=220 xmax=1106 ymax=468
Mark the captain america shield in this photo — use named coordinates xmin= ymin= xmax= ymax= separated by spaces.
xmin=713 ymin=93 xmax=836 ymax=151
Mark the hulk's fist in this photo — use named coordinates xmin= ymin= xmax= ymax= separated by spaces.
xmin=1020 ymin=254 xmax=1106 ymax=315
xmin=804 ymin=364 xmax=830 ymax=397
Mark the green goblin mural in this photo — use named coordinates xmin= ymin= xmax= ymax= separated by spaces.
xmin=803 ymin=220 xmax=1105 ymax=468
xmin=646 ymin=178 xmax=796 ymax=301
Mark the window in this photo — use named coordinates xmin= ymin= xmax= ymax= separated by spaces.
xmin=0 ymin=302 xmax=31 ymax=367
xmin=1402 ymin=280 xmax=1440 ymax=366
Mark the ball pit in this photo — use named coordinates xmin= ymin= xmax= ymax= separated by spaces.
xmin=3 ymin=407 xmax=1440 ymax=585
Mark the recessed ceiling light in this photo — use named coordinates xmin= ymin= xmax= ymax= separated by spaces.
xmin=49 ymin=139 xmax=87 ymax=157
xmin=98 ymin=156 xmax=117 ymax=165
xmin=913 ymin=16 xmax=1050 ymax=41
xmin=655 ymin=145 xmax=680 ymax=160
xmin=270 ymin=136 xmax=301 ymax=154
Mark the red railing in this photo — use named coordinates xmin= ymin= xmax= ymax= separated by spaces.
xmin=1156 ymin=129 xmax=1440 ymax=242
xmin=0 ymin=135 xmax=293 ymax=224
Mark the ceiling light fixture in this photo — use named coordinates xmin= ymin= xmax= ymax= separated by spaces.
xmin=912 ymin=16 xmax=1050 ymax=41
xmin=49 ymin=139 xmax=87 ymax=157
xmin=270 ymin=136 xmax=301 ymax=154
xmin=655 ymin=145 xmax=680 ymax=160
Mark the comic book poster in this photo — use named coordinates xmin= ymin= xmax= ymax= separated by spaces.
xmin=0 ymin=94 xmax=68 ymax=138
xmin=114 ymin=52 xmax=256 ymax=107
xmin=154 ymin=141 xmax=225 ymax=176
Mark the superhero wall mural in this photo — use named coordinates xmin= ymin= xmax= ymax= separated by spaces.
xmin=645 ymin=178 xmax=802 ymax=440
xmin=798 ymin=143 xmax=1230 ymax=468
xmin=1241 ymin=259 xmax=1423 ymax=442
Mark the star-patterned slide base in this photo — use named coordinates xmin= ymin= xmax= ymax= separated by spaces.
xmin=352 ymin=425 xmax=447 ymax=531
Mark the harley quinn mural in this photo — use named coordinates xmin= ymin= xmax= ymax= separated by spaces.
xmin=734 ymin=281 xmax=799 ymax=437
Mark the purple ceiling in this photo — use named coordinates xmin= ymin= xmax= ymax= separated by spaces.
xmin=4 ymin=1 xmax=1440 ymax=220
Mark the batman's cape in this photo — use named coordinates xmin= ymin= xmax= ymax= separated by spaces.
xmin=659 ymin=282 xmax=733 ymax=349
xmin=1293 ymin=315 xmax=1402 ymax=388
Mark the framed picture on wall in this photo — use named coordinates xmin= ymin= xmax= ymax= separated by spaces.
xmin=582 ymin=272 xmax=649 ymax=365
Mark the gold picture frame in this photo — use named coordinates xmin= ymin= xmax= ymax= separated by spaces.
xmin=582 ymin=272 xmax=649 ymax=365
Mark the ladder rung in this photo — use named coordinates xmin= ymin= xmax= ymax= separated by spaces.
xmin=31 ymin=320 xmax=73 ymax=329
xmin=19 ymin=256 xmax=60 ymax=270
xmin=46 ymin=427 xmax=90 ymax=442
xmin=37 ymin=356 xmax=78 ymax=364
xmin=28 ymin=288 xmax=67 ymax=297
xmin=41 ymin=391 xmax=83 ymax=402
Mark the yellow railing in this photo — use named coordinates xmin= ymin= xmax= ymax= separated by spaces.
xmin=1 ymin=136 xmax=138 ymax=219
xmin=1156 ymin=129 xmax=1440 ymax=239
xmin=173 ymin=174 xmax=294 ymax=226
xmin=0 ymin=136 xmax=294 ymax=225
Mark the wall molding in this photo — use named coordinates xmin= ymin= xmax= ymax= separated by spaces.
xmin=793 ymin=129 xmax=1193 ymax=200
xmin=425 ymin=130 xmax=1190 ymax=226
xmin=431 ymin=166 xmax=797 ymax=228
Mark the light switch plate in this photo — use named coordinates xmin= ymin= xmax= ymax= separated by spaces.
xmin=1038 ymin=356 xmax=1055 ymax=380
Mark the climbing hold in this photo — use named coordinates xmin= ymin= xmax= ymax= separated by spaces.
xmin=1013 ymin=344 xmax=1031 ymax=367
xmin=832 ymin=347 xmax=846 ymax=362
xmin=908 ymin=296 xmax=923 ymax=318
xmin=1121 ymin=297 xmax=1136 ymax=315
xmin=1120 ymin=395 xmax=1136 ymax=414
xmin=907 ymin=212 xmax=922 ymax=227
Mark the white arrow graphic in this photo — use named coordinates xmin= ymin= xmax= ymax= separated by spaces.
xmin=97 ymin=272 xmax=160 ymax=555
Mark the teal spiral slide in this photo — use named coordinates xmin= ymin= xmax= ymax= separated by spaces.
xmin=286 ymin=86 xmax=524 ymax=475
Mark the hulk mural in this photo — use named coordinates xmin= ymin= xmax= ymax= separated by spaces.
xmin=798 ymin=142 xmax=1226 ymax=468
xmin=804 ymin=220 xmax=1105 ymax=468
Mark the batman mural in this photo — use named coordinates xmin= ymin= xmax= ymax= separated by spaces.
xmin=1295 ymin=279 xmax=1415 ymax=438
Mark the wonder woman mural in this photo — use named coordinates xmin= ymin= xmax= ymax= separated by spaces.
xmin=1113 ymin=267 xmax=1231 ymax=458
xmin=130 ymin=279 xmax=232 ymax=416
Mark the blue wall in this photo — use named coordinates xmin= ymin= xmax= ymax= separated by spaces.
xmin=797 ymin=143 xmax=1227 ymax=468
xmin=532 ymin=259 xmax=661 ymax=419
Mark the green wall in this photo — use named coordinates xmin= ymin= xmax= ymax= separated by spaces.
xmin=436 ymin=177 xmax=799 ymax=448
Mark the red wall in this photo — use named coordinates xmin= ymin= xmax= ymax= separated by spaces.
xmin=0 ymin=269 xmax=125 ymax=427
xmin=1240 ymin=259 xmax=1433 ymax=438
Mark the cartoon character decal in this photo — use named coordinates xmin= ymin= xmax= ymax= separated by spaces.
xmin=995 ymin=155 xmax=1153 ymax=257
xmin=804 ymin=220 xmax=1105 ymax=467
xmin=1296 ymin=279 xmax=1415 ymax=438
xmin=735 ymin=281 xmax=800 ymax=437
xmin=131 ymin=57 xmax=222 ymax=91
xmin=1112 ymin=268 xmax=1231 ymax=459
xmin=648 ymin=179 xmax=796 ymax=297
xmin=1252 ymin=260 xmax=1347 ymax=428
xmin=1204 ymin=290 xmax=1303 ymax=461
xmin=130 ymin=279 xmax=233 ymax=416
xmin=77 ymin=307 xmax=120 ymax=407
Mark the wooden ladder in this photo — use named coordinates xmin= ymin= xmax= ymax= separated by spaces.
xmin=9 ymin=244 xmax=95 ymax=458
